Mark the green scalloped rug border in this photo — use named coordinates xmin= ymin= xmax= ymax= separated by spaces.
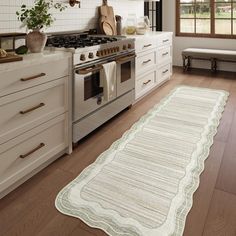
xmin=55 ymin=86 xmax=229 ymax=236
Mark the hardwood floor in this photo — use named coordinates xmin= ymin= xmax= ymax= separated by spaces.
xmin=1 ymin=67 xmax=236 ymax=236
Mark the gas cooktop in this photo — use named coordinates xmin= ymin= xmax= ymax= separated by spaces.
xmin=46 ymin=33 xmax=120 ymax=49
xmin=46 ymin=31 xmax=135 ymax=66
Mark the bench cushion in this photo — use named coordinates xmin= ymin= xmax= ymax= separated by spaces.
xmin=182 ymin=48 xmax=236 ymax=61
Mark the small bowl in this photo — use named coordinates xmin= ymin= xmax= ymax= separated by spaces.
xmin=136 ymin=28 xmax=147 ymax=35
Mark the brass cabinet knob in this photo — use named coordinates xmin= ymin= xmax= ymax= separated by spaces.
xmin=88 ymin=52 xmax=94 ymax=59
xmin=80 ymin=54 xmax=86 ymax=61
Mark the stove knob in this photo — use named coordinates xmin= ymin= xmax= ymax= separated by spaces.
xmin=128 ymin=44 xmax=132 ymax=49
xmin=111 ymin=48 xmax=114 ymax=53
xmin=100 ymin=50 xmax=104 ymax=56
xmin=96 ymin=51 xmax=101 ymax=57
xmin=88 ymin=52 xmax=94 ymax=59
xmin=123 ymin=45 xmax=127 ymax=50
xmin=116 ymin=46 xmax=120 ymax=52
xmin=80 ymin=54 xmax=86 ymax=61
xmin=104 ymin=49 xmax=108 ymax=55
xmin=108 ymin=48 xmax=111 ymax=54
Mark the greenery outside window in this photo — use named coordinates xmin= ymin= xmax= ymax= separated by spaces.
xmin=176 ymin=0 xmax=236 ymax=38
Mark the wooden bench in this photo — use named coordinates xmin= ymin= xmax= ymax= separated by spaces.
xmin=182 ymin=48 xmax=236 ymax=72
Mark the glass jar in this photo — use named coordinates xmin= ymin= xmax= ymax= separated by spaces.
xmin=136 ymin=16 xmax=150 ymax=35
xmin=125 ymin=14 xmax=137 ymax=35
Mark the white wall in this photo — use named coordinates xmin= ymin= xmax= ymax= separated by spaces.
xmin=163 ymin=0 xmax=236 ymax=72
xmin=0 ymin=0 xmax=144 ymax=33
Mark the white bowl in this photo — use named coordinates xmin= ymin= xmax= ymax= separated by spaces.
xmin=136 ymin=28 xmax=147 ymax=35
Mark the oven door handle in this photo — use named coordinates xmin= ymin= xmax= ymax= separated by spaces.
xmin=116 ymin=55 xmax=136 ymax=64
xmin=76 ymin=65 xmax=103 ymax=75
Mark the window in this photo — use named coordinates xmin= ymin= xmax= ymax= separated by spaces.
xmin=176 ymin=0 xmax=236 ymax=38
xmin=144 ymin=0 xmax=163 ymax=31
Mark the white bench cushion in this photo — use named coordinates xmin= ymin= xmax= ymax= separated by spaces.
xmin=182 ymin=48 xmax=236 ymax=61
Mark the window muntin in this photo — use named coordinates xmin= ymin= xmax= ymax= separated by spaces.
xmin=144 ymin=1 xmax=162 ymax=31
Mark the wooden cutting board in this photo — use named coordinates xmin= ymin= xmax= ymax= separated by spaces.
xmin=99 ymin=0 xmax=117 ymax=35
xmin=102 ymin=21 xmax=115 ymax=35
xmin=0 ymin=54 xmax=23 ymax=64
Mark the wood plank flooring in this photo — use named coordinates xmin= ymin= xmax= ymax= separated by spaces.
xmin=1 ymin=67 xmax=236 ymax=236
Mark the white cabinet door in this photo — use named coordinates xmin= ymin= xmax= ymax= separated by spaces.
xmin=157 ymin=46 xmax=172 ymax=67
xmin=157 ymin=33 xmax=172 ymax=47
xmin=136 ymin=69 xmax=156 ymax=99
xmin=0 ymin=114 xmax=68 ymax=193
xmin=157 ymin=64 xmax=172 ymax=85
xmin=136 ymin=51 xmax=156 ymax=76
xmin=135 ymin=37 xmax=157 ymax=53
xmin=0 ymin=59 xmax=69 ymax=98
xmin=0 ymin=77 xmax=68 ymax=144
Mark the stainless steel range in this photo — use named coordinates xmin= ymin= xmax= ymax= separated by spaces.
xmin=46 ymin=32 xmax=135 ymax=143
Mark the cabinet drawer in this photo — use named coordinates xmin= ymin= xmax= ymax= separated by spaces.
xmin=157 ymin=34 xmax=172 ymax=47
xmin=0 ymin=78 xmax=68 ymax=145
xmin=0 ymin=59 xmax=69 ymax=98
xmin=135 ymin=37 xmax=156 ymax=53
xmin=0 ymin=114 xmax=68 ymax=192
xmin=157 ymin=64 xmax=171 ymax=85
xmin=157 ymin=46 xmax=172 ymax=66
xmin=136 ymin=51 xmax=156 ymax=75
xmin=136 ymin=70 xmax=156 ymax=99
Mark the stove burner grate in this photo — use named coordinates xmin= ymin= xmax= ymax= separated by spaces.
xmin=46 ymin=34 xmax=119 ymax=49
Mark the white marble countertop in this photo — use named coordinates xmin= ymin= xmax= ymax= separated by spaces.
xmin=123 ymin=31 xmax=173 ymax=39
xmin=0 ymin=50 xmax=72 ymax=72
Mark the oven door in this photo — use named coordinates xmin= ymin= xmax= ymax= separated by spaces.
xmin=116 ymin=54 xmax=135 ymax=97
xmin=74 ymin=65 xmax=109 ymax=121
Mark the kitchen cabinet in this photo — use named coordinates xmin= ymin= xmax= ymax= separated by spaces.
xmin=0 ymin=51 xmax=72 ymax=198
xmin=126 ymin=32 xmax=173 ymax=100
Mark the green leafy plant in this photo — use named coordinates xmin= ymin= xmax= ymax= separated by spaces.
xmin=16 ymin=0 xmax=66 ymax=30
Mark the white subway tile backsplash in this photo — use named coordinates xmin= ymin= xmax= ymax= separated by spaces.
xmin=0 ymin=0 xmax=144 ymax=33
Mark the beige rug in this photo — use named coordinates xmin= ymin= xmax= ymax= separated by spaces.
xmin=56 ymin=86 xmax=229 ymax=236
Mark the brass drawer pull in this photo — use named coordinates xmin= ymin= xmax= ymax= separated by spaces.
xmin=142 ymin=59 xmax=151 ymax=64
xmin=19 ymin=143 xmax=45 ymax=159
xmin=143 ymin=44 xmax=152 ymax=48
xmin=143 ymin=79 xmax=151 ymax=85
xmin=163 ymin=39 xmax=169 ymax=43
xmin=162 ymin=52 xmax=169 ymax=56
xmin=20 ymin=103 xmax=45 ymax=115
xmin=21 ymin=73 xmax=46 ymax=82
xmin=162 ymin=69 xmax=169 ymax=74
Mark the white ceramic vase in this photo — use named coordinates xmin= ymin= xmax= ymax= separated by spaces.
xmin=26 ymin=29 xmax=47 ymax=53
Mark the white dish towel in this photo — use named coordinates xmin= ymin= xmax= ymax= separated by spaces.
xmin=100 ymin=61 xmax=117 ymax=102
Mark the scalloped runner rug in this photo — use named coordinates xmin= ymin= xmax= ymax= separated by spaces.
xmin=56 ymin=86 xmax=229 ymax=236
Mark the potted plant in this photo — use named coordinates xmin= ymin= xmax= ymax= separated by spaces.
xmin=16 ymin=0 xmax=66 ymax=53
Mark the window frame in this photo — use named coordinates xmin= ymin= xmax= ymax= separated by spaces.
xmin=144 ymin=0 xmax=163 ymax=31
xmin=176 ymin=0 xmax=236 ymax=39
